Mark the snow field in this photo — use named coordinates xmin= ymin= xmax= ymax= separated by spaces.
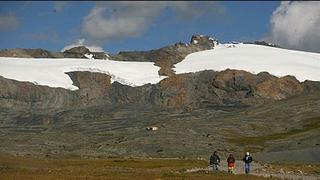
xmin=0 ymin=57 xmax=164 ymax=90
xmin=174 ymin=44 xmax=320 ymax=82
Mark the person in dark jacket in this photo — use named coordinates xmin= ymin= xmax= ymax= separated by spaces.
xmin=243 ymin=152 xmax=253 ymax=174
xmin=209 ymin=151 xmax=220 ymax=170
xmin=227 ymin=153 xmax=236 ymax=174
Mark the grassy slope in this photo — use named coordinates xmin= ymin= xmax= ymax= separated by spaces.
xmin=226 ymin=92 xmax=320 ymax=150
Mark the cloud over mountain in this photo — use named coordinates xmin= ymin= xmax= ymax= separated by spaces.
xmin=266 ymin=1 xmax=320 ymax=53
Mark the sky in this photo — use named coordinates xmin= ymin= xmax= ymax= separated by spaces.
xmin=0 ymin=1 xmax=319 ymax=54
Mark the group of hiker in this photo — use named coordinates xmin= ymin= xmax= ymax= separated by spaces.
xmin=209 ymin=151 xmax=253 ymax=174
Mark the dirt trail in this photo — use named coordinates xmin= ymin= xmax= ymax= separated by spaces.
xmin=186 ymin=160 xmax=320 ymax=180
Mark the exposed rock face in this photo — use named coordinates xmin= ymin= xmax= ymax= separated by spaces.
xmin=255 ymin=75 xmax=304 ymax=100
xmin=1 ymin=69 xmax=319 ymax=112
xmin=66 ymin=71 xmax=112 ymax=106
xmin=150 ymin=70 xmax=319 ymax=109
xmin=303 ymin=80 xmax=320 ymax=93
xmin=0 ymin=72 xmax=113 ymax=111
xmin=0 ymin=76 xmax=77 ymax=112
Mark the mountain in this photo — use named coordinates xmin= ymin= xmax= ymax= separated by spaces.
xmin=0 ymin=46 xmax=108 ymax=60
xmin=0 ymin=35 xmax=319 ymax=163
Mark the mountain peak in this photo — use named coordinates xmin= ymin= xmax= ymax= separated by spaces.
xmin=63 ymin=46 xmax=90 ymax=54
xmin=190 ymin=34 xmax=219 ymax=47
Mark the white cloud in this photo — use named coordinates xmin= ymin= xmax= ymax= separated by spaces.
xmin=266 ymin=1 xmax=320 ymax=53
xmin=82 ymin=1 xmax=166 ymax=40
xmin=61 ymin=39 xmax=104 ymax=52
xmin=82 ymin=1 xmax=224 ymax=41
xmin=0 ymin=12 xmax=19 ymax=31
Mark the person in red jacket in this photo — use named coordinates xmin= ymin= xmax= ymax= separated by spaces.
xmin=227 ymin=153 xmax=235 ymax=174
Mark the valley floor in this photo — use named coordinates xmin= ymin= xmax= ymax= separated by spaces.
xmin=0 ymin=154 xmax=319 ymax=180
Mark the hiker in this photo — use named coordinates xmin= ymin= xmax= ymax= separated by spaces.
xmin=243 ymin=152 xmax=253 ymax=174
xmin=209 ymin=151 xmax=220 ymax=170
xmin=227 ymin=153 xmax=235 ymax=174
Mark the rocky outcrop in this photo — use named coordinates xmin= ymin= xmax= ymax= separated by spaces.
xmin=302 ymin=80 xmax=320 ymax=93
xmin=63 ymin=46 xmax=108 ymax=59
xmin=0 ymin=72 xmax=113 ymax=111
xmin=63 ymin=46 xmax=91 ymax=58
xmin=149 ymin=70 xmax=319 ymax=109
xmin=66 ymin=71 xmax=112 ymax=106
xmin=0 ymin=76 xmax=77 ymax=112
xmin=1 ymin=69 xmax=319 ymax=113
xmin=190 ymin=35 xmax=219 ymax=47
xmin=255 ymin=75 xmax=304 ymax=100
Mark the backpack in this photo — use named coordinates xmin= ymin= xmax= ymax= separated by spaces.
xmin=244 ymin=155 xmax=252 ymax=163
xmin=227 ymin=157 xmax=235 ymax=163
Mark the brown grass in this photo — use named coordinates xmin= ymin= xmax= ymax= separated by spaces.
xmin=0 ymin=154 xmax=268 ymax=180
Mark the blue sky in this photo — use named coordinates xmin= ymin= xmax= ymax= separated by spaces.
xmin=1 ymin=1 xmax=318 ymax=54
